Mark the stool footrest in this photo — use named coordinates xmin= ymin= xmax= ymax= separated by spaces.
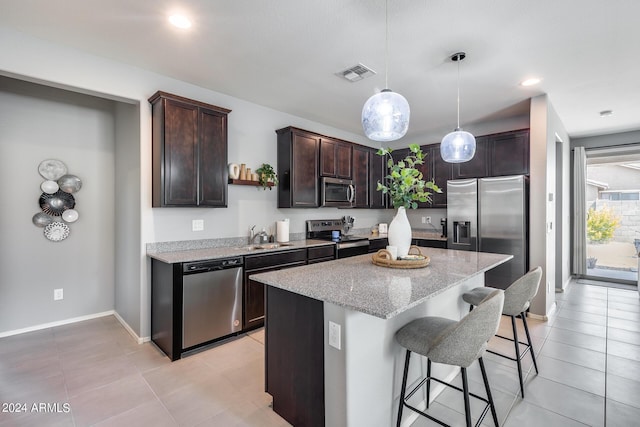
xmin=489 ymin=334 xmax=533 ymax=362
xmin=401 ymin=374 xmax=492 ymax=427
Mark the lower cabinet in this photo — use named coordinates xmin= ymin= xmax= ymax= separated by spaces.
xmin=368 ymin=238 xmax=388 ymax=253
xmin=307 ymin=245 xmax=336 ymax=264
xmin=244 ymin=248 xmax=307 ymax=330
xmin=412 ymin=238 xmax=447 ymax=249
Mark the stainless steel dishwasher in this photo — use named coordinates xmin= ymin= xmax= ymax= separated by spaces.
xmin=182 ymin=256 xmax=243 ymax=349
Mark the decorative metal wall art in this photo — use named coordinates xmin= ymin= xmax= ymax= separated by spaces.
xmin=32 ymin=159 xmax=82 ymax=242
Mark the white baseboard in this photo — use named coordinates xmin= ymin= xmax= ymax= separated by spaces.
xmin=528 ymin=301 xmax=557 ymax=322
xmin=0 ymin=310 xmax=115 ymax=338
xmin=112 ymin=311 xmax=148 ymax=344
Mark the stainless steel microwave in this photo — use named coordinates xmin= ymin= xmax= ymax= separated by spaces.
xmin=321 ymin=177 xmax=354 ymax=207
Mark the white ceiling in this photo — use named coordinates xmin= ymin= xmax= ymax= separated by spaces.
xmin=2 ymin=0 xmax=640 ymax=141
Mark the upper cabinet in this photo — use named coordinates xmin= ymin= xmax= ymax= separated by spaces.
xmin=149 ymin=91 xmax=230 ymax=207
xmin=276 ymin=127 xmax=320 ymax=208
xmin=369 ymin=148 xmax=387 ymax=209
xmin=489 ymin=129 xmax=530 ymax=176
xmin=320 ymin=138 xmax=352 ymax=179
xmin=452 ymin=136 xmax=489 ymax=179
xmin=429 ymin=144 xmax=452 ymax=208
xmin=351 ymin=145 xmax=370 ymax=208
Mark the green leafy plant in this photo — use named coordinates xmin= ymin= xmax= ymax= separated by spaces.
xmin=255 ymin=163 xmax=278 ymax=191
xmin=587 ymin=205 xmax=620 ymax=243
xmin=376 ymin=144 xmax=441 ymax=209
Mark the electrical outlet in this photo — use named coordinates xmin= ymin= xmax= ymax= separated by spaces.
xmin=426 ymin=216 xmax=431 ymax=224
xmin=192 ymin=219 xmax=204 ymax=231
xmin=329 ymin=321 xmax=341 ymax=350
xmin=54 ymin=288 xmax=63 ymax=301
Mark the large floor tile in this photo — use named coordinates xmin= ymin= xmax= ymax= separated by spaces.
xmin=69 ymin=373 xmax=158 ymax=427
xmin=556 ymin=307 xmax=607 ymax=326
xmin=536 ymin=355 xmax=605 ymax=396
xmin=606 ymin=373 xmax=640 ymax=409
xmin=607 ymin=307 xmax=640 ymax=321
xmin=607 ymin=300 xmax=640 ymax=313
xmin=92 ymin=400 xmax=178 ymax=427
xmin=558 ymin=301 xmax=607 ymax=316
xmin=545 ymin=327 xmax=606 ymax=353
xmin=608 ymin=316 xmax=640 ymax=333
xmin=538 ymin=339 xmax=606 ymax=372
xmin=552 ymin=317 xmax=607 ymax=338
xmin=606 ymin=399 xmax=640 ymax=427
xmin=606 ymin=354 xmax=640 ymax=383
xmin=607 ymin=340 xmax=640 ymax=362
xmin=503 ymin=400 xmax=587 ymax=427
xmin=607 ymin=326 xmax=640 ymax=346
xmin=521 ymin=375 xmax=604 ymax=426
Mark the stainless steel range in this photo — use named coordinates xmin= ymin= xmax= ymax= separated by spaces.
xmin=306 ymin=217 xmax=369 ymax=258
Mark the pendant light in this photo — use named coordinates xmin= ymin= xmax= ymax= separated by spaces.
xmin=361 ymin=0 xmax=410 ymax=141
xmin=440 ymin=52 xmax=476 ymax=163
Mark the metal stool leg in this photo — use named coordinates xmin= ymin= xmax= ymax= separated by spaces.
xmin=426 ymin=359 xmax=432 ymax=409
xmin=511 ymin=315 xmax=525 ymax=398
xmin=397 ymin=350 xmax=411 ymax=427
xmin=479 ymin=357 xmax=500 ymax=427
xmin=461 ymin=367 xmax=472 ymax=427
xmin=521 ymin=312 xmax=539 ymax=374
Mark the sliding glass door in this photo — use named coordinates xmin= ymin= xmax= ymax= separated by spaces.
xmin=578 ymin=146 xmax=640 ymax=285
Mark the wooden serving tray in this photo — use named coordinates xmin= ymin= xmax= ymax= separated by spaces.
xmin=371 ymin=245 xmax=430 ymax=269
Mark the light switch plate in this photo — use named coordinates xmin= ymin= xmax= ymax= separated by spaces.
xmin=54 ymin=288 xmax=63 ymax=301
xmin=192 ymin=219 xmax=204 ymax=231
xmin=329 ymin=321 xmax=341 ymax=350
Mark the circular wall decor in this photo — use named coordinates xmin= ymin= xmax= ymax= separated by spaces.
xmin=58 ymin=174 xmax=82 ymax=193
xmin=62 ymin=209 xmax=79 ymax=223
xmin=40 ymin=180 xmax=60 ymax=194
xmin=39 ymin=190 xmax=75 ymax=216
xmin=32 ymin=212 xmax=54 ymax=227
xmin=44 ymin=222 xmax=70 ymax=242
xmin=38 ymin=159 xmax=68 ymax=180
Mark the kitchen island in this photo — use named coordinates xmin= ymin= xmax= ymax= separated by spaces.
xmin=251 ymin=247 xmax=512 ymax=427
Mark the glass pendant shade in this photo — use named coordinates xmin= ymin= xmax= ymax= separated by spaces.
xmin=440 ymin=128 xmax=476 ymax=163
xmin=362 ymin=89 xmax=410 ymax=141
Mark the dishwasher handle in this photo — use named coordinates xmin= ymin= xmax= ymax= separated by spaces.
xmin=183 ymin=257 xmax=243 ymax=273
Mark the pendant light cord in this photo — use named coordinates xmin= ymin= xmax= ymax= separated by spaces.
xmin=385 ymin=0 xmax=389 ymax=89
xmin=456 ymin=54 xmax=461 ymax=129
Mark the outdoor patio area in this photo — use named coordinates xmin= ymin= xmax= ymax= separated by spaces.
xmin=587 ymin=241 xmax=639 ymax=282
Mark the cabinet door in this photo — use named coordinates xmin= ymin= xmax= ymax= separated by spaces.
xmin=369 ymin=149 xmax=386 ymax=209
xmin=490 ymin=130 xmax=530 ymax=176
xmin=452 ymin=136 xmax=489 ymax=179
xmin=162 ymin=98 xmax=199 ymax=206
xmin=320 ymin=139 xmax=352 ymax=179
xmin=199 ymin=107 xmax=228 ymax=206
xmin=430 ymin=145 xmax=452 ymax=208
xmin=292 ymin=131 xmax=320 ymax=207
xmin=352 ymin=145 xmax=369 ymax=208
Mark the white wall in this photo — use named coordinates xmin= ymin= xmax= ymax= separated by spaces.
xmin=0 ymin=77 xmax=116 ymax=333
xmin=529 ymin=95 xmax=570 ymax=315
xmin=0 ymin=27 xmax=389 ymax=337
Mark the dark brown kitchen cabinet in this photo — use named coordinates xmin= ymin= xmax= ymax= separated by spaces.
xmin=276 ymin=127 xmax=320 ymax=208
xmin=352 ymin=145 xmax=370 ymax=208
xmin=244 ymin=248 xmax=307 ymax=330
xmin=369 ymin=148 xmax=387 ymax=208
xmin=429 ymin=144 xmax=452 ymax=208
xmin=489 ymin=129 xmax=530 ymax=176
xmin=149 ymin=91 xmax=230 ymax=207
xmin=452 ymin=136 xmax=489 ymax=179
xmin=320 ymin=138 xmax=352 ymax=179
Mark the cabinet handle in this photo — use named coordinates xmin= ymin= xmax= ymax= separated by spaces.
xmin=348 ymin=184 xmax=355 ymax=203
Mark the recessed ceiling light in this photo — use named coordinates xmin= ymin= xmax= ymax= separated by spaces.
xmin=520 ymin=77 xmax=542 ymax=87
xmin=169 ymin=14 xmax=192 ymax=29
xmin=599 ymin=110 xmax=614 ymax=117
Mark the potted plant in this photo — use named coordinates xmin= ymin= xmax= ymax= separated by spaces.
xmin=376 ymin=144 xmax=441 ymax=257
xmin=255 ymin=163 xmax=278 ymax=191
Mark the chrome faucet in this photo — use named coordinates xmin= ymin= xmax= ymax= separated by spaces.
xmin=248 ymin=225 xmax=256 ymax=245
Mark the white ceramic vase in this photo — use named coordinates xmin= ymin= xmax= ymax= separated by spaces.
xmin=388 ymin=206 xmax=412 ymax=258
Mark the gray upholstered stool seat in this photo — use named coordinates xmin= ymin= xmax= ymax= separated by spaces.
xmin=462 ymin=266 xmax=543 ymax=398
xmin=395 ymin=289 xmax=504 ymax=427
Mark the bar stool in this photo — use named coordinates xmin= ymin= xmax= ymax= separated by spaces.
xmin=396 ymin=289 xmax=504 ymax=427
xmin=461 ymin=266 xmax=543 ymax=398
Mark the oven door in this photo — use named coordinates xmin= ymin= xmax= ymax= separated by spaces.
xmin=322 ymin=177 xmax=354 ymax=207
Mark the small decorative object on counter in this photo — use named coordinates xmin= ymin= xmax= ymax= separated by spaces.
xmin=33 ymin=159 xmax=82 ymax=242
xmin=376 ymin=144 xmax=441 ymax=258
xmin=372 ymin=245 xmax=430 ymax=269
xmin=239 ymin=163 xmax=247 ymax=180
xmin=255 ymin=163 xmax=278 ymax=190
xmin=228 ymin=163 xmax=240 ymax=179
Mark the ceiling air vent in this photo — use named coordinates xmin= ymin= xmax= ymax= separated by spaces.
xmin=336 ymin=63 xmax=376 ymax=82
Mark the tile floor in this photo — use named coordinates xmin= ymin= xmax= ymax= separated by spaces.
xmin=0 ymin=279 xmax=638 ymax=426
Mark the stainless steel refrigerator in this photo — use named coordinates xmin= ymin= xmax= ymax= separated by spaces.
xmin=447 ymin=175 xmax=528 ymax=289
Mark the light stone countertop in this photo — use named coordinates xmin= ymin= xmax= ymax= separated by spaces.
xmin=251 ymin=247 xmax=512 ymax=319
xmin=147 ymin=239 xmax=334 ymax=264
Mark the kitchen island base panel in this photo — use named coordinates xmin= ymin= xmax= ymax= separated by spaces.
xmin=324 ymin=273 xmax=483 ymax=427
